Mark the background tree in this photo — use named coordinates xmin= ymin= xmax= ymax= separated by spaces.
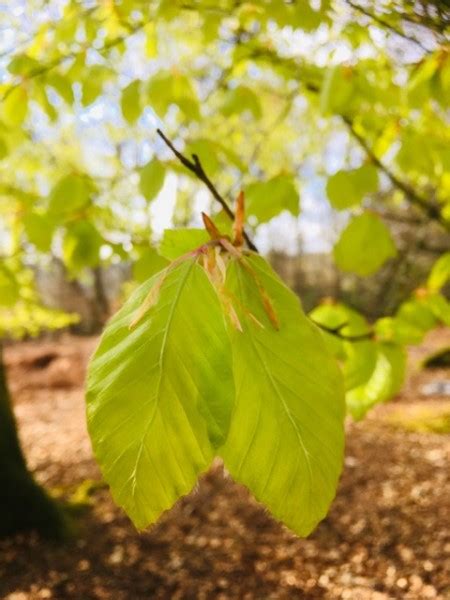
xmin=0 ymin=257 xmax=76 ymax=537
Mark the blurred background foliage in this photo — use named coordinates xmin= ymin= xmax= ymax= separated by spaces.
xmin=0 ymin=0 xmax=449 ymax=418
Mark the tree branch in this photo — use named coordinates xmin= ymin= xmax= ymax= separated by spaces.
xmin=345 ymin=0 xmax=430 ymax=52
xmin=157 ymin=128 xmax=381 ymax=343
xmin=248 ymin=46 xmax=449 ymax=232
xmin=342 ymin=116 xmax=449 ymax=232
xmin=311 ymin=321 xmax=375 ymax=341
xmin=156 ymin=128 xmax=258 ymax=252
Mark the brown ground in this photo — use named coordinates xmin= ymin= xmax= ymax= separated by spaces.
xmin=0 ymin=330 xmax=449 ymax=600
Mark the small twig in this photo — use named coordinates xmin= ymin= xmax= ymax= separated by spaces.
xmin=249 ymin=46 xmax=448 ymax=232
xmin=247 ymin=91 xmax=295 ymax=167
xmin=342 ymin=116 xmax=449 ymax=232
xmin=345 ymin=0 xmax=430 ymax=52
xmin=312 ymin=321 xmax=375 ymax=342
xmin=156 ymin=128 xmax=258 ymax=252
xmin=157 ymin=128 xmax=378 ymax=343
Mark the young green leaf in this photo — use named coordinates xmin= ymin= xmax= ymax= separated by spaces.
xmin=346 ymin=343 xmax=406 ymax=420
xmin=425 ymin=293 xmax=450 ymax=326
xmin=139 ymin=159 xmax=166 ymax=202
xmin=121 ymin=80 xmax=142 ymax=124
xmin=7 ymin=54 xmax=39 ymax=76
xmin=48 ymin=174 xmax=92 ymax=216
xmin=147 ymin=72 xmax=200 ymax=119
xmin=245 ymin=175 xmax=299 ymax=223
xmin=0 ymin=265 xmax=19 ymax=306
xmin=310 ymin=302 xmax=371 ymax=339
xmin=80 ymin=66 xmax=112 ymax=106
xmin=81 ymin=80 xmax=101 ymax=106
xmin=219 ymin=254 xmax=345 ymax=536
xmin=185 ymin=139 xmax=220 ymax=175
xmin=132 ymin=247 xmax=169 ymax=282
xmin=34 ymin=85 xmax=58 ymax=122
xmin=334 ymin=212 xmax=396 ymax=276
xmin=2 ymin=86 xmax=28 ymax=127
xmin=427 ymin=252 xmax=450 ymax=292
xmin=0 ymin=138 xmax=7 ymax=160
xmin=159 ymin=228 xmax=209 ymax=260
xmin=46 ymin=72 xmax=74 ymax=104
xmin=396 ymin=298 xmax=437 ymax=332
xmin=343 ymin=340 xmax=378 ymax=392
xmin=375 ymin=316 xmax=425 ymax=345
xmin=326 ymin=165 xmax=378 ymax=210
xmin=62 ymin=221 xmax=102 ymax=271
xmin=220 ymin=86 xmax=262 ymax=119
xmin=320 ymin=65 xmax=353 ymax=115
xmin=86 ymin=259 xmax=234 ymax=529
xmin=23 ymin=213 xmax=55 ymax=252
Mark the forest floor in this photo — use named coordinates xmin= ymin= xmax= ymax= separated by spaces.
xmin=0 ymin=330 xmax=449 ymax=600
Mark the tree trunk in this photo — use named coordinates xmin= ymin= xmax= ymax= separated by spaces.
xmin=0 ymin=343 xmax=68 ymax=539
xmin=91 ymin=266 xmax=110 ymax=331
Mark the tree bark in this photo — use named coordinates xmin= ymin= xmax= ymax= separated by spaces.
xmin=0 ymin=343 xmax=68 ymax=539
xmin=91 ymin=266 xmax=110 ymax=330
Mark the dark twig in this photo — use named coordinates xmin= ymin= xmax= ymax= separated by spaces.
xmin=156 ymin=128 xmax=258 ymax=251
xmin=249 ymin=46 xmax=448 ymax=232
xmin=156 ymin=128 xmax=380 ymax=343
xmin=311 ymin=321 xmax=375 ymax=342
xmin=345 ymin=0 xmax=430 ymax=52
xmin=342 ymin=116 xmax=449 ymax=232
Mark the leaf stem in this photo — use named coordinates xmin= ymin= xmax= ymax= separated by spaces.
xmin=157 ymin=129 xmax=383 ymax=343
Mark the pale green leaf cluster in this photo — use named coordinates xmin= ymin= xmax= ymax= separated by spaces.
xmin=221 ymin=86 xmax=262 ymax=119
xmin=87 ymin=243 xmax=345 ymax=536
xmin=0 ymin=0 xmax=448 ymax=296
xmin=310 ymin=302 xmax=406 ymax=419
xmin=0 ymin=302 xmax=78 ymax=339
xmin=310 ymin=280 xmax=450 ymax=419
xmin=0 ymin=260 xmax=78 ymax=338
xmin=0 ymin=1 xmax=448 ymax=517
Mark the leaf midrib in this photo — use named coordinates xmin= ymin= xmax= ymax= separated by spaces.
xmin=131 ymin=259 xmax=197 ymax=500
xmin=234 ymin=264 xmax=314 ymax=506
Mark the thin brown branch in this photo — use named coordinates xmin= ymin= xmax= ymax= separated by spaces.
xmin=342 ymin=116 xmax=449 ymax=232
xmin=310 ymin=320 xmax=375 ymax=341
xmin=345 ymin=0 xmax=430 ymax=52
xmin=157 ymin=129 xmax=381 ymax=342
xmin=247 ymin=91 xmax=295 ymax=167
xmin=156 ymin=128 xmax=258 ymax=252
xmin=248 ymin=46 xmax=448 ymax=231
